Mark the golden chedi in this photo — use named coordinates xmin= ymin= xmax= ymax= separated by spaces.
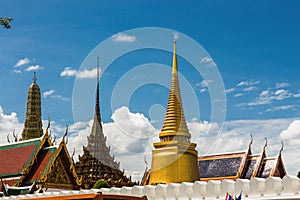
xmin=148 ymin=41 xmax=199 ymax=184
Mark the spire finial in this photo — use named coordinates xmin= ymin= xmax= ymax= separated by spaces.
xmin=33 ymin=71 xmax=37 ymax=83
xmin=94 ymin=55 xmax=102 ymax=127
xmin=172 ymin=40 xmax=177 ymax=74
xmin=97 ymin=55 xmax=100 ymax=82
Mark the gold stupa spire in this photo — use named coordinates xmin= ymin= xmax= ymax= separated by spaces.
xmin=159 ymin=40 xmax=191 ymax=140
xmin=146 ymin=41 xmax=199 ymax=185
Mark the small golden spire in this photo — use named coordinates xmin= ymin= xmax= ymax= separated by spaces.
xmin=159 ymin=40 xmax=190 ymax=141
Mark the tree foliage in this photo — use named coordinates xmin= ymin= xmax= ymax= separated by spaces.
xmin=297 ymin=171 xmax=300 ymax=178
xmin=92 ymin=179 xmax=110 ymax=189
xmin=0 ymin=17 xmax=13 ymax=29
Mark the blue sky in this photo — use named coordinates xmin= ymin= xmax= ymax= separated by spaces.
xmin=1 ymin=1 xmax=300 ymax=180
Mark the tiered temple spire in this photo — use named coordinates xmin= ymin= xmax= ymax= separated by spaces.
xmin=75 ymin=57 xmax=138 ymax=189
xmin=86 ymin=56 xmax=119 ymax=169
xmin=21 ymin=71 xmax=43 ymax=140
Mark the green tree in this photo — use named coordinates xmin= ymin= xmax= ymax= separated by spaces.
xmin=297 ymin=171 xmax=300 ymax=178
xmin=92 ymin=179 xmax=110 ymax=189
xmin=0 ymin=17 xmax=13 ymax=29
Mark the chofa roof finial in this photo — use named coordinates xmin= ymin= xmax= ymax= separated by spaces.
xmin=45 ymin=116 xmax=50 ymax=135
xmin=248 ymin=134 xmax=253 ymax=149
xmin=62 ymin=124 xmax=68 ymax=143
xmin=263 ymin=137 xmax=268 ymax=151
xmin=279 ymin=141 xmax=284 ymax=155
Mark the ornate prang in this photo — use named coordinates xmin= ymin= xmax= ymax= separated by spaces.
xmin=74 ymin=56 xmax=137 ymax=189
xmin=22 ymin=71 xmax=43 ymax=140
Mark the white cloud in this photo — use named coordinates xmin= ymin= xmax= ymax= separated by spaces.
xmin=173 ymin=32 xmax=180 ymax=40
xmin=248 ymin=89 xmax=300 ymax=106
xmin=197 ymin=79 xmax=214 ymax=88
xmin=200 ymin=56 xmax=213 ymax=63
xmin=243 ymin=86 xmax=258 ymax=92
xmin=200 ymin=56 xmax=216 ymax=67
xmin=293 ymin=93 xmax=300 ymax=98
xmin=280 ymin=120 xmax=300 ymax=141
xmin=112 ymin=33 xmax=136 ymax=43
xmin=233 ymin=93 xmax=243 ymax=97
xmin=76 ymin=68 xmax=98 ymax=79
xmin=15 ymin=58 xmax=30 ymax=67
xmin=60 ymin=67 xmax=98 ymax=79
xmin=43 ymin=89 xmax=69 ymax=101
xmin=43 ymin=89 xmax=55 ymax=97
xmin=225 ymin=88 xmax=236 ymax=94
xmin=50 ymin=95 xmax=69 ymax=101
xmin=237 ymin=80 xmax=260 ymax=87
xmin=276 ymin=82 xmax=290 ymax=89
xmin=265 ymin=105 xmax=296 ymax=113
xmin=0 ymin=106 xmax=23 ymax=144
xmin=13 ymin=69 xmax=21 ymax=74
xmin=200 ymin=88 xmax=207 ymax=93
xmin=25 ymin=65 xmax=42 ymax=71
xmin=60 ymin=67 xmax=77 ymax=77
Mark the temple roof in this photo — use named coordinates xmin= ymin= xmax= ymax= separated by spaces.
xmin=198 ymin=140 xmax=287 ymax=180
xmin=0 ymin=128 xmax=81 ymax=190
xmin=0 ymin=137 xmax=42 ymax=178
xmin=199 ymin=151 xmax=248 ymax=180
xmin=25 ymin=146 xmax=58 ymax=183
